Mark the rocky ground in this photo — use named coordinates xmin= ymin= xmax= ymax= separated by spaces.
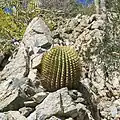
xmin=0 ymin=14 xmax=120 ymax=120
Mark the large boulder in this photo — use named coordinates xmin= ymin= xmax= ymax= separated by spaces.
xmin=0 ymin=43 xmax=29 ymax=81
xmin=23 ymin=17 xmax=52 ymax=49
xmin=0 ymin=78 xmax=32 ymax=112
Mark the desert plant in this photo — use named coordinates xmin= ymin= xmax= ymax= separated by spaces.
xmin=40 ymin=46 xmax=81 ymax=91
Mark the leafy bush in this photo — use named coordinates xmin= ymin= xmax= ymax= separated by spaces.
xmin=0 ymin=0 xmax=41 ymax=54
xmin=0 ymin=8 xmax=26 ymax=40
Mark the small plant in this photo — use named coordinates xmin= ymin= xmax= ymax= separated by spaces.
xmin=40 ymin=46 xmax=81 ymax=91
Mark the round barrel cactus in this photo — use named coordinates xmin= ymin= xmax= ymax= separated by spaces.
xmin=40 ymin=46 xmax=81 ymax=91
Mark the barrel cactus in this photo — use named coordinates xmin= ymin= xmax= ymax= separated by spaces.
xmin=40 ymin=46 xmax=81 ymax=91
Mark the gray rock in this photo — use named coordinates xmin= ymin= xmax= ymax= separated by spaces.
xmin=0 ymin=77 xmax=37 ymax=112
xmin=36 ymin=90 xmax=63 ymax=120
xmin=33 ymin=92 xmax=48 ymax=103
xmin=7 ymin=111 xmax=27 ymax=120
xmin=0 ymin=113 xmax=7 ymax=120
xmin=114 ymin=99 xmax=120 ymax=106
xmin=21 ymin=84 xmax=36 ymax=97
xmin=0 ymin=53 xmax=4 ymax=66
xmin=88 ymin=14 xmax=102 ymax=24
xmin=0 ymin=88 xmax=23 ymax=112
xmin=75 ymin=97 xmax=85 ymax=104
xmin=24 ymin=101 xmax=37 ymax=108
xmin=23 ymin=17 xmax=52 ymax=49
xmin=76 ymin=103 xmax=94 ymax=120
xmin=0 ymin=43 xmax=29 ymax=81
xmin=28 ymin=69 xmax=38 ymax=84
xmin=35 ymin=88 xmax=78 ymax=120
xmin=90 ymin=20 xmax=104 ymax=30
xmin=60 ymin=89 xmax=78 ymax=118
xmin=64 ymin=27 xmax=73 ymax=34
xmin=68 ymin=19 xmax=79 ymax=28
xmin=69 ymin=90 xmax=78 ymax=100
xmin=0 ymin=78 xmax=26 ymax=112
xmin=27 ymin=111 xmax=36 ymax=120
xmin=65 ymin=118 xmax=74 ymax=120
xmin=110 ymin=105 xmax=118 ymax=118
xmin=31 ymin=53 xmax=44 ymax=69
xmin=46 ymin=116 xmax=62 ymax=120
xmin=19 ymin=107 xmax=34 ymax=117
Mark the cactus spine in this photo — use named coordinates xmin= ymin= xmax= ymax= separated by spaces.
xmin=40 ymin=46 xmax=81 ymax=91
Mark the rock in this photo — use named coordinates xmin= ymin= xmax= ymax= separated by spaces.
xmin=23 ymin=17 xmax=52 ymax=49
xmin=0 ymin=88 xmax=24 ymax=112
xmin=76 ymin=103 xmax=94 ymax=120
xmin=110 ymin=105 xmax=118 ymax=118
xmin=7 ymin=111 xmax=27 ymax=120
xmin=88 ymin=14 xmax=102 ymax=24
xmin=46 ymin=116 xmax=62 ymax=120
xmin=64 ymin=27 xmax=73 ymax=34
xmin=24 ymin=101 xmax=37 ymax=108
xmin=0 ymin=78 xmax=26 ymax=112
xmin=0 ymin=43 xmax=29 ymax=81
xmin=75 ymin=97 xmax=85 ymax=104
xmin=35 ymin=88 xmax=77 ymax=120
xmin=22 ymin=84 xmax=36 ymax=97
xmin=115 ymin=114 xmax=120 ymax=120
xmin=80 ymin=16 xmax=89 ymax=27
xmin=0 ymin=113 xmax=7 ymax=120
xmin=19 ymin=107 xmax=34 ymax=117
xmin=32 ymin=92 xmax=48 ymax=103
xmin=68 ymin=19 xmax=79 ymax=28
xmin=60 ymin=89 xmax=78 ymax=118
xmin=113 ymin=99 xmax=120 ymax=106
xmin=0 ymin=52 xmax=10 ymax=71
xmin=31 ymin=53 xmax=44 ymax=69
xmin=74 ymin=25 xmax=83 ymax=33
xmin=28 ymin=69 xmax=37 ymax=79
xmin=35 ymin=90 xmax=63 ymax=120
xmin=0 ymin=53 xmax=5 ymax=66
xmin=52 ymin=31 xmax=60 ymax=39
xmin=90 ymin=20 xmax=104 ymax=30
xmin=27 ymin=111 xmax=36 ymax=120
xmin=65 ymin=118 xmax=74 ymax=120
xmin=69 ymin=90 xmax=78 ymax=100
xmin=0 ymin=77 xmax=38 ymax=112
xmin=77 ymin=82 xmax=100 ymax=120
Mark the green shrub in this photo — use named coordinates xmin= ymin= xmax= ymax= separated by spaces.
xmin=0 ymin=0 xmax=41 ymax=54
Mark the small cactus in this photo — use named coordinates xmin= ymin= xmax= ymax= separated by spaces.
xmin=40 ymin=46 xmax=81 ymax=91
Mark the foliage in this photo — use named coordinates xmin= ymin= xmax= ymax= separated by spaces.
xmin=40 ymin=46 xmax=81 ymax=91
xmin=0 ymin=0 xmax=40 ymax=54
xmin=0 ymin=8 xmax=26 ymax=40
